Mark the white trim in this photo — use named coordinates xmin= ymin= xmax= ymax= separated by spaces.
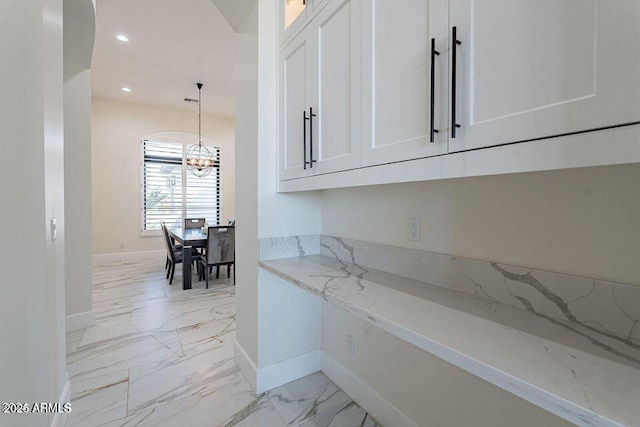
xmin=278 ymin=123 xmax=640 ymax=192
xmin=50 ymin=375 xmax=71 ymax=427
xmin=92 ymin=249 xmax=165 ymax=265
xmin=256 ymin=350 xmax=321 ymax=394
xmin=234 ymin=340 xmax=258 ymax=391
xmin=65 ymin=310 xmax=95 ymax=332
xmin=321 ymin=351 xmax=419 ymax=427
xmin=234 ymin=341 xmax=322 ymax=394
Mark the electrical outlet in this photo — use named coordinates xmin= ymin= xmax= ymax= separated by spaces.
xmin=346 ymin=335 xmax=355 ymax=356
xmin=408 ymin=217 xmax=421 ymax=241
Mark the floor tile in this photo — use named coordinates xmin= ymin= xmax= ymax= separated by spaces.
xmin=127 ymin=343 xmax=238 ymax=414
xmin=177 ymin=317 xmax=236 ymax=355
xmin=101 ymin=377 xmax=264 ymax=427
xmin=268 ymin=372 xmax=372 ymax=427
xmin=79 ymin=316 xmax=139 ymax=348
xmin=67 ymin=333 xmax=183 ymax=382
xmin=221 ymin=394 xmax=287 ymax=427
xmin=68 ymin=258 xmax=380 ymax=427
xmin=66 ymin=329 xmax=86 ymax=354
xmin=67 ymin=370 xmax=129 ymax=427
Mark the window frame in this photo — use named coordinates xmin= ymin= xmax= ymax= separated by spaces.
xmin=139 ymin=132 xmax=222 ymax=237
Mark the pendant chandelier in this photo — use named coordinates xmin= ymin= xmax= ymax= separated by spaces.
xmin=186 ymin=82 xmax=215 ymax=177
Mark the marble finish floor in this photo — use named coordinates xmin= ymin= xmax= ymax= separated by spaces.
xmin=66 ymin=258 xmax=380 ymax=427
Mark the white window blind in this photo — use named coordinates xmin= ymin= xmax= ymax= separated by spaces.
xmin=142 ymin=140 xmax=220 ymax=232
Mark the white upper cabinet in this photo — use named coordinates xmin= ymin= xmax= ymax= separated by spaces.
xmin=278 ymin=0 xmax=640 ymax=190
xmin=281 ymin=0 xmax=309 ymax=43
xmin=279 ymin=28 xmax=313 ymax=180
xmin=280 ymin=0 xmax=332 ymax=47
xmin=279 ymin=0 xmax=362 ymax=180
xmin=308 ymin=0 xmax=362 ymax=174
xmin=448 ymin=0 xmax=640 ymax=152
xmin=361 ymin=0 xmax=449 ymax=167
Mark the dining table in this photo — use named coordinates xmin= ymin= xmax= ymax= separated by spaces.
xmin=166 ymin=226 xmax=207 ymax=290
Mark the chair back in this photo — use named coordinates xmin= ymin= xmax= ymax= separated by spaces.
xmin=185 ymin=218 xmax=206 ymax=229
xmin=161 ymin=222 xmax=177 ymax=262
xmin=206 ymin=226 xmax=235 ymax=265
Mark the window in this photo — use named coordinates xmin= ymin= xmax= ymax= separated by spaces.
xmin=141 ymin=139 xmax=220 ymax=234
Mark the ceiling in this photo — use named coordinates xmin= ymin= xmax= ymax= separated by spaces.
xmin=209 ymin=0 xmax=256 ymax=32
xmin=91 ymin=0 xmax=236 ymax=118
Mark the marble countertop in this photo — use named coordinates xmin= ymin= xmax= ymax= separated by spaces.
xmin=259 ymin=255 xmax=640 ymax=427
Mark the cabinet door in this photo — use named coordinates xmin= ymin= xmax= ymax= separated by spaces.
xmin=449 ymin=0 xmax=640 ymax=152
xmin=280 ymin=0 xmax=309 ymax=45
xmin=313 ymin=0 xmax=330 ymax=13
xmin=361 ymin=0 xmax=449 ymax=167
xmin=279 ymin=30 xmax=313 ymax=181
xmin=308 ymin=0 xmax=362 ymax=175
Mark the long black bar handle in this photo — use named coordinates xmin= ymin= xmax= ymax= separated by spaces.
xmin=309 ymin=107 xmax=317 ymax=168
xmin=430 ymin=38 xmax=440 ymax=143
xmin=451 ymin=26 xmax=462 ymax=139
xmin=303 ymin=110 xmax=309 ymax=169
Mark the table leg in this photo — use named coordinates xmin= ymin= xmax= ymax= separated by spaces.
xmin=183 ymin=245 xmax=192 ymax=290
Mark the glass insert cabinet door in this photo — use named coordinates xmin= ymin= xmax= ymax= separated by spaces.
xmin=285 ymin=0 xmax=306 ymax=29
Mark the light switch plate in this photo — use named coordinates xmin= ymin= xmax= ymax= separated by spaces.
xmin=50 ymin=218 xmax=57 ymax=241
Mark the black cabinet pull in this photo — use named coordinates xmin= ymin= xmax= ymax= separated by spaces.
xmin=451 ymin=26 xmax=462 ymax=139
xmin=303 ymin=110 xmax=308 ymax=169
xmin=430 ymin=38 xmax=440 ymax=143
xmin=309 ymin=107 xmax=317 ymax=168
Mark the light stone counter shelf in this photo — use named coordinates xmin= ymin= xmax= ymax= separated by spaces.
xmin=259 ymin=254 xmax=640 ymax=427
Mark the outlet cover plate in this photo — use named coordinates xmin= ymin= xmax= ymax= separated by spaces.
xmin=346 ymin=335 xmax=355 ymax=356
xmin=408 ymin=217 xmax=421 ymax=242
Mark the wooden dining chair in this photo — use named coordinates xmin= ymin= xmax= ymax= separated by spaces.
xmin=184 ymin=218 xmax=206 ymax=229
xmin=196 ymin=226 xmax=235 ymax=289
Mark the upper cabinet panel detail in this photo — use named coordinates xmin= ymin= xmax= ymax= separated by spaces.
xmin=450 ymin=0 xmax=640 ymax=151
xmin=470 ymin=0 xmax=596 ymax=124
xmin=285 ymin=0 xmax=307 ymax=29
xmin=361 ymin=0 xmax=449 ymax=166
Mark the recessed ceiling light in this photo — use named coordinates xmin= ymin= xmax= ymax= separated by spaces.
xmin=121 ymin=87 xmax=131 ymax=93
xmin=116 ymin=34 xmax=129 ymax=42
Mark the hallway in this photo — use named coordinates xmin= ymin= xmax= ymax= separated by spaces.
xmin=65 ymin=258 xmax=379 ymax=426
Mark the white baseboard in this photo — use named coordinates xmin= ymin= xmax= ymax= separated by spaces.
xmin=234 ymin=341 xmax=321 ymax=394
xmin=256 ymin=350 xmax=321 ymax=394
xmin=234 ymin=340 xmax=257 ymax=391
xmin=66 ymin=310 xmax=95 ymax=332
xmin=93 ymin=249 xmax=165 ymax=265
xmin=50 ymin=375 xmax=70 ymax=427
xmin=321 ymin=351 xmax=418 ymax=427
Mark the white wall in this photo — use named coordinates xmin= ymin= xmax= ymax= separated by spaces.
xmin=234 ymin=1 xmax=261 ymax=364
xmin=91 ymin=97 xmax=236 ymax=254
xmin=322 ymin=164 xmax=640 ymax=286
xmin=322 ymin=303 xmax=572 ymax=427
xmin=64 ymin=64 xmax=93 ymax=320
xmin=234 ymin=0 xmax=321 ymax=377
xmin=256 ymin=0 xmax=321 ymax=241
xmin=319 ymin=163 xmax=640 ymax=425
xmin=232 ymin=0 xmax=640 ymax=424
xmin=0 ymin=0 xmax=68 ymax=425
